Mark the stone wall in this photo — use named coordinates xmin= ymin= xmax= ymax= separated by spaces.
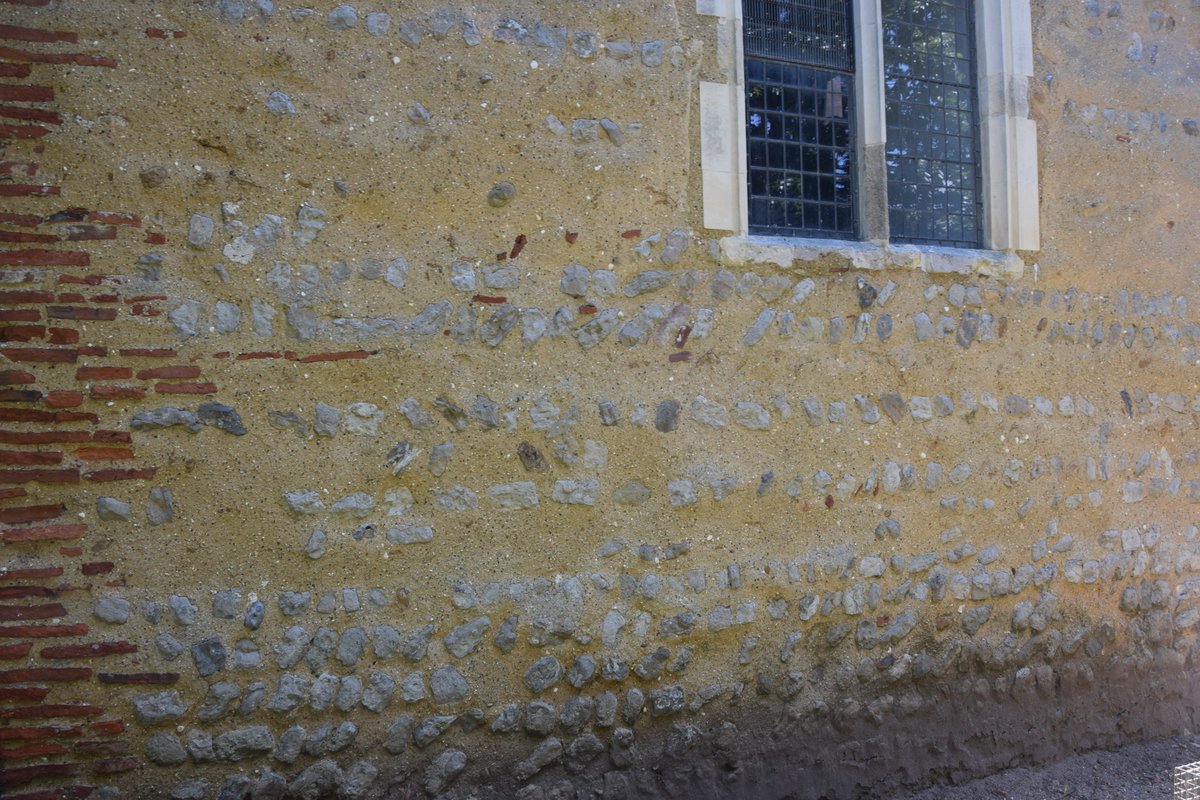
xmin=2 ymin=1 xmax=1200 ymax=798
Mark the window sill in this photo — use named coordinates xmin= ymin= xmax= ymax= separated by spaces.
xmin=718 ymin=235 xmax=1026 ymax=280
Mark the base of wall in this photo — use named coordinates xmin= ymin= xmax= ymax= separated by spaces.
xmin=297 ymin=647 xmax=1198 ymax=800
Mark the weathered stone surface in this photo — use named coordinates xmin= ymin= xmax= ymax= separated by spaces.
xmin=444 ymin=616 xmax=490 ymax=658
xmin=524 ymin=656 xmax=563 ymax=693
xmin=425 ymin=749 xmax=468 ymax=795
xmin=431 ymin=664 xmax=470 ymax=704
xmin=133 ymin=690 xmax=188 ymax=725
xmin=215 ymin=726 xmax=274 ymax=761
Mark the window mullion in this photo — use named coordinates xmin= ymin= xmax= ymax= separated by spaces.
xmin=855 ymin=0 xmax=889 ymax=243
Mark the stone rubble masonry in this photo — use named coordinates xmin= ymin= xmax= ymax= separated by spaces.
xmin=0 ymin=2 xmax=1196 ymax=800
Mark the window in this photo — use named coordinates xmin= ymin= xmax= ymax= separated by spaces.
xmin=744 ymin=1 xmax=857 ymax=239
xmin=698 ymin=0 xmax=1039 ymax=256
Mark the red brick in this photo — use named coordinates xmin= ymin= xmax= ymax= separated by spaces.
xmin=0 ymin=230 xmax=56 ymax=243
xmin=57 ymin=274 xmax=108 ymax=286
xmin=0 ymin=762 xmax=81 ymax=784
xmin=43 ymin=391 xmax=82 ymax=409
xmin=0 ymin=470 xmax=80 ymax=486
xmin=84 ymin=468 xmax=154 ymax=483
xmin=0 ymin=486 xmax=27 ymax=499
xmin=144 ymin=232 xmax=166 ymax=244
xmin=0 ymin=451 xmax=62 ymax=466
xmin=0 ymin=369 xmax=34 ymax=384
xmin=92 ymin=295 xmax=118 ymax=304
xmin=128 ymin=304 xmax=159 ymax=317
xmin=0 ymin=624 xmax=87 ymax=639
xmin=75 ymin=346 xmax=106 ymax=357
xmin=0 ymin=84 xmax=52 ymax=102
xmin=1 ymin=348 xmax=76 ymax=364
xmin=236 ymin=351 xmax=283 ymax=360
xmin=2 ymin=523 xmax=86 ymax=542
xmin=0 ymin=504 xmax=63 ymax=524
xmin=96 ymin=672 xmax=176 ymax=685
xmin=46 ymin=307 xmax=116 ymax=322
xmin=72 ymin=448 xmax=132 ymax=462
xmin=0 ymin=128 xmax=52 ymax=143
xmin=0 ymin=388 xmax=42 ymax=400
xmin=0 ymin=327 xmax=45 ymax=343
xmin=0 ymin=741 xmax=67 ymax=758
xmin=73 ymin=739 xmax=127 ymax=755
xmin=136 ymin=365 xmax=199 ymax=380
xmin=91 ymin=431 xmax=129 ymax=444
xmin=297 ymin=350 xmax=372 ymax=363
xmin=0 ymin=160 xmax=36 ymax=175
xmin=79 ymin=563 xmax=112 ymax=576
xmin=91 ymin=756 xmax=137 ymax=774
xmin=0 ymin=251 xmax=89 ymax=268
xmin=0 ymin=603 xmax=66 ymax=621
xmin=75 ymin=367 xmax=128 ymax=381
xmin=58 ymin=547 xmax=82 ymax=557
xmin=0 ymin=724 xmax=82 ymax=740
xmin=0 ymin=703 xmax=100 ymax=719
xmin=117 ymin=348 xmax=174 ymax=357
xmin=0 ymin=212 xmax=41 ymax=227
xmin=0 ymin=641 xmax=31 ymax=658
xmin=48 ymin=329 xmax=79 ymax=345
xmin=154 ymin=382 xmax=216 ymax=395
xmin=83 ymin=212 xmax=138 ymax=228
xmin=0 ymin=566 xmax=62 ymax=581
xmin=41 ymin=641 xmax=134 ymax=660
xmin=0 ymin=63 xmax=31 ymax=77
xmin=0 ymin=310 xmax=40 ymax=322
xmin=0 ymin=586 xmax=54 ymax=599
xmin=0 ymin=46 xmax=115 ymax=68
xmin=0 ymin=291 xmax=54 ymax=305
xmin=53 ymin=412 xmax=97 ymax=423
xmin=0 ymin=431 xmax=89 ymax=445
xmin=0 ymin=106 xmax=60 ymax=125
xmin=88 ymin=719 xmax=123 ymax=735
xmin=0 ymin=666 xmax=90 ymax=682
xmin=0 ymin=686 xmax=50 ymax=701
xmin=88 ymin=385 xmax=144 ymax=401
xmin=0 ymin=409 xmax=55 ymax=422
xmin=123 ymin=295 xmax=168 ymax=304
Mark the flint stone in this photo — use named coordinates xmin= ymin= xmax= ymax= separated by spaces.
xmin=524 ymin=656 xmax=563 ymax=693
xmin=551 ymin=479 xmax=599 ymax=506
xmin=215 ymin=726 xmax=274 ymax=761
xmin=425 ymin=749 xmax=467 ymax=795
xmin=431 ymin=664 xmax=470 ymax=704
xmin=133 ymin=690 xmax=187 ymax=725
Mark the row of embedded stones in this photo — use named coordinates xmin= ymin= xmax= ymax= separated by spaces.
xmin=172 ymin=263 xmax=995 ymax=351
xmin=272 ymin=3 xmax=686 ymax=70
xmin=148 ymin=653 xmax=1114 ymax=800
xmin=107 ymin=515 xmax=1200 ymax=740
xmin=123 ymin=522 xmax=1197 ymax=800
xmin=267 ymin=386 xmax=1103 ymax=441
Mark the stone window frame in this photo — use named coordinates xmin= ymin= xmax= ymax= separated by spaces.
xmin=699 ymin=0 xmax=1038 ymax=279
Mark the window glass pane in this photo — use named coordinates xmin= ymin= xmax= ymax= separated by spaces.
xmin=882 ymin=0 xmax=981 ymax=248
xmin=744 ymin=0 xmax=856 ymax=240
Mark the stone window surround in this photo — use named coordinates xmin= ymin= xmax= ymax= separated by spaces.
xmin=698 ymin=0 xmax=1038 ymax=280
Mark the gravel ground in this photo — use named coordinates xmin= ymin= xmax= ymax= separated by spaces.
xmin=897 ymin=735 xmax=1200 ymax=799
